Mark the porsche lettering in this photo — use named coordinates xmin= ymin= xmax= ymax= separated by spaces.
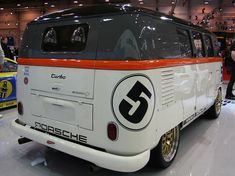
xmin=35 ymin=122 xmax=87 ymax=143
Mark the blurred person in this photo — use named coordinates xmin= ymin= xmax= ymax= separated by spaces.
xmin=1 ymin=36 xmax=12 ymax=59
xmin=225 ymin=41 xmax=235 ymax=100
xmin=224 ymin=45 xmax=231 ymax=68
xmin=0 ymin=44 xmax=4 ymax=69
xmin=0 ymin=44 xmax=4 ymax=119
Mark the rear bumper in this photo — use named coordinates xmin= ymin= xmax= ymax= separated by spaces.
xmin=11 ymin=119 xmax=150 ymax=172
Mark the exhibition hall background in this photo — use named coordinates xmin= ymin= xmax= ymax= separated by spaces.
xmin=0 ymin=0 xmax=234 ymax=47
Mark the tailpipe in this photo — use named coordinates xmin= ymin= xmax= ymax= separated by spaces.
xmin=18 ymin=137 xmax=32 ymax=144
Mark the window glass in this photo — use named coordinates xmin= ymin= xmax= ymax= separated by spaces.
xmin=148 ymin=21 xmax=181 ymax=59
xmin=176 ymin=28 xmax=192 ymax=58
xmin=2 ymin=60 xmax=17 ymax=72
xmin=211 ymin=35 xmax=220 ymax=56
xmin=204 ymin=35 xmax=214 ymax=57
xmin=96 ymin=16 xmax=182 ymax=61
xmin=96 ymin=15 xmax=141 ymax=61
xmin=192 ymin=31 xmax=205 ymax=57
xmin=42 ymin=24 xmax=89 ymax=52
xmin=113 ymin=29 xmax=140 ymax=60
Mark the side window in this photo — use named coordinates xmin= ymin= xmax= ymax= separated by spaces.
xmin=148 ymin=21 xmax=181 ymax=59
xmin=96 ymin=16 xmax=141 ymax=61
xmin=113 ymin=29 xmax=140 ymax=60
xmin=192 ymin=31 xmax=205 ymax=57
xmin=176 ymin=28 xmax=192 ymax=58
xmin=204 ymin=35 xmax=214 ymax=57
xmin=42 ymin=24 xmax=89 ymax=52
xmin=211 ymin=35 xmax=220 ymax=56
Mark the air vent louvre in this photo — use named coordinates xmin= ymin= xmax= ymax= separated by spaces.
xmin=161 ymin=70 xmax=175 ymax=106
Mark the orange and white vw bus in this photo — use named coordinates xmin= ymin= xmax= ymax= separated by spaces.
xmin=12 ymin=4 xmax=222 ymax=172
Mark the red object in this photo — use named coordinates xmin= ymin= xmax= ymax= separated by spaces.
xmin=24 ymin=77 xmax=28 ymax=85
xmin=107 ymin=123 xmax=118 ymax=141
xmin=223 ymin=65 xmax=231 ymax=81
xmin=47 ymin=140 xmax=55 ymax=145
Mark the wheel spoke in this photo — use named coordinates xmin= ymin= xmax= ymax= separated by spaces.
xmin=161 ymin=126 xmax=179 ymax=162
xmin=215 ymin=90 xmax=222 ymax=114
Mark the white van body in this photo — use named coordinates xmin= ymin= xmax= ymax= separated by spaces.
xmin=11 ymin=5 xmax=222 ymax=172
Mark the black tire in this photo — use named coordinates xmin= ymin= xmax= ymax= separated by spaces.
xmin=205 ymin=89 xmax=222 ymax=119
xmin=150 ymin=125 xmax=180 ymax=168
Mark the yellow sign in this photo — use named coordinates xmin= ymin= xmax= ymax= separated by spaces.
xmin=0 ymin=100 xmax=16 ymax=109
xmin=0 ymin=80 xmax=13 ymax=99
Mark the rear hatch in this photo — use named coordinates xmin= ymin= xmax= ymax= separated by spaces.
xmin=19 ymin=17 xmax=98 ymax=132
xmin=29 ymin=66 xmax=94 ymax=130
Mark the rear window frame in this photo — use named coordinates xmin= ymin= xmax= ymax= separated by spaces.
xmin=41 ymin=23 xmax=89 ymax=53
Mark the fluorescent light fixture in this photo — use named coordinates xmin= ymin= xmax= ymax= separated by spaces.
xmin=160 ymin=16 xmax=172 ymax=21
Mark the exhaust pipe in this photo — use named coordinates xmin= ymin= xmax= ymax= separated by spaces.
xmin=18 ymin=137 xmax=32 ymax=144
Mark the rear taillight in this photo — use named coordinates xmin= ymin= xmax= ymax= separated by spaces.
xmin=107 ymin=122 xmax=118 ymax=141
xmin=18 ymin=102 xmax=23 ymax=115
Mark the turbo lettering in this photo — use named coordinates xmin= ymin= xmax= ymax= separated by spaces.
xmin=51 ymin=74 xmax=66 ymax=79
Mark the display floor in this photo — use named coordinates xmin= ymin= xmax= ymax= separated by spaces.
xmin=0 ymin=84 xmax=235 ymax=176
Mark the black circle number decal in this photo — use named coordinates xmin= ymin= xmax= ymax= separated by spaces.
xmin=119 ymin=81 xmax=152 ymax=124
xmin=112 ymin=75 xmax=155 ymax=130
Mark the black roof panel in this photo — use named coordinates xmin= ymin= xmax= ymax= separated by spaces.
xmin=32 ymin=4 xmax=140 ymax=23
xmin=31 ymin=4 xmax=209 ymax=33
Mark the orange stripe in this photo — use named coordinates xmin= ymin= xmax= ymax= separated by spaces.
xmin=18 ymin=57 xmax=223 ymax=70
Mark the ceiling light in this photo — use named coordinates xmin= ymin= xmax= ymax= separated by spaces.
xmin=140 ymin=2 xmax=144 ymax=4
xmin=51 ymin=4 xmax=55 ymax=8
xmin=17 ymin=4 xmax=21 ymax=7
xmin=44 ymin=2 xmax=48 ymax=5
xmin=0 ymin=8 xmax=4 ymax=10
xmin=74 ymin=1 xmax=78 ymax=3
xmin=204 ymin=1 xmax=209 ymax=5
xmin=105 ymin=0 xmax=110 ymax=2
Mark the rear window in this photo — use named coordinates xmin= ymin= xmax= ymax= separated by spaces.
xmin=42 ymin=24 xmax=89 ymax=52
